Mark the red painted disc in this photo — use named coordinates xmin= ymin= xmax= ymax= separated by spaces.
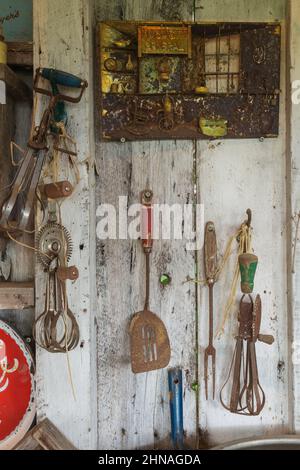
xmin=0 ymin=320 xmax=35 ymax=449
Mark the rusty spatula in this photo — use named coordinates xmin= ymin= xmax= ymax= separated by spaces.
xmin=129 ymin=189 xmax=171 ymax=374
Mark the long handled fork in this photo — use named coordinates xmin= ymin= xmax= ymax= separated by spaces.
xmin=204 ymin=221 xmax=217 ymax=400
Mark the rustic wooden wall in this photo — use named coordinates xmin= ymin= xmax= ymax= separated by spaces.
xmin=96 ymin=0 xmax=197 ymax=450
xmin=33 ymin=0 xmax=300 ymax=450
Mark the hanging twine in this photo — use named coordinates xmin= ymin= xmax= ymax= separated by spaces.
xmin=43 ymin=121 xmax=80 ymax=188
xmin=215 ymin=221 xmax=252 ymax=337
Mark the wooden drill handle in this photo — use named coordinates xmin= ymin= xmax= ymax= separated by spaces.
xmin=43 ymin=181 xmax=73 ymax=199
xmin=258 ymin=334 xmax=275 ymax=345
xmin=204 ymin=221 xmax=217 ymax=281
xmin=57 ymin=266 xmax=79 ymax=281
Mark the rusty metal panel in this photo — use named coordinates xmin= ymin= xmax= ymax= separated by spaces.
xmin=101 ymin=94 xmax=279 ymax=140
xmin=240 ymin=25 xmax=281 ymax=94
xmin=99 ymin=21 xmax=281 ymax=141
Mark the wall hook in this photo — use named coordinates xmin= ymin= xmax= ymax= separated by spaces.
xmin=245 ymin=209 xmax=252 ymax=228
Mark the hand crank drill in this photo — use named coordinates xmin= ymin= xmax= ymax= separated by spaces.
xmin=0 ymin=68 xmax=87 ymax=234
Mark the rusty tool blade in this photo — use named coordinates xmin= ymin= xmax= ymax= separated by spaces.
xmin=129 ymin=190 xmax=170 ymax=373
xmin=204 ymin=221 xmax=217 ymax=400
xmin=253 ymin=294 xmax=262 ymax=341
xmin=130 ymin=308 xmax=171 ymax=373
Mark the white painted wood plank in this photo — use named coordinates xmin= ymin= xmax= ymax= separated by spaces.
xmin=123 ymin=0 xmax=193 ymax=21
xmin=96 ymin=0 xmax=197 ymax=450
xmin=33 ymin=0 xmax=97 ymax=450
xmin=96 ymin=141 xmax=197 ymax=449
xmin=195 ymin=2 xmax=289 ymax=446
xmin=289 ymin=0 xmax=300 ymax=433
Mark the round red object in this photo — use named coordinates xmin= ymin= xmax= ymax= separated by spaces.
xmin=0 ymin=320 xmax=35 ymax=449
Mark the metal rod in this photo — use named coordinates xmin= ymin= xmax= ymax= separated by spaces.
xmin=144 ymin=251 xmax=150 ymax=310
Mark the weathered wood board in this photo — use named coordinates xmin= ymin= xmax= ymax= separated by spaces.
xmin=14 ymin=418 xmax=76 ymax=450
xmin=0 ymin=64 xmax=31 ymax=101
xmin=289 ymin=0 xmax=300 ymax=433
xmin=194 ymin=0 xmax=286 ymax=21
xmin=5 ymin=81 xmax=35 ymax=338
xmin=0 ymin=87 xmax=14 ymax=248
xmin=96 ymin=0 xmax=198 ymax=450
xmin=7 ymin=42 xmax=33 ymax=67
xmin=33 ymin=0 xmax=97 ymax=450
xmin=195 ymin=0 xmax=289 ymax=446
xmin=0 ymin=282 xmax=34 ymax=310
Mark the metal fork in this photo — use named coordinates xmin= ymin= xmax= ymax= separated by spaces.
xmin=204 ymin=280 xmax=216 ymax=399
xmin=204 ymin=221 xmax=217 ymax=400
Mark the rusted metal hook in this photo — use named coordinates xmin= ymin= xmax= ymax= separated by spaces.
xmin=236 ymin=209 xmax=252 ymax=245
xmin=245 ymin=209 xmax=252 ymax=228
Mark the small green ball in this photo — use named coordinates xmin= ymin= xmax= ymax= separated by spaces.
xmin=159 ymin=274 xmax=171 ymax=286
xmin=191 ymin=382 xmax=199 ymax=392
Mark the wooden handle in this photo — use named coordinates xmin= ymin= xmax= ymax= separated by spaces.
xmin=204 ymin=221 xmax=217 ymax=281
xmin=141 ymin=190 xmax=153 ymax=252
xmin=258 ymin=334 xmax=274 ymax=345
xmin=57 ymin=266 xmax=79 ymax=281
xmin=43 ymin=181 xmax=73 ymax=199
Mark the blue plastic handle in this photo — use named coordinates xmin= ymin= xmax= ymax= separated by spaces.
xmin=168 ymin=368 xmax=184 ymax=450
xmin=40 ymin=68 xmax=82 ymax=88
